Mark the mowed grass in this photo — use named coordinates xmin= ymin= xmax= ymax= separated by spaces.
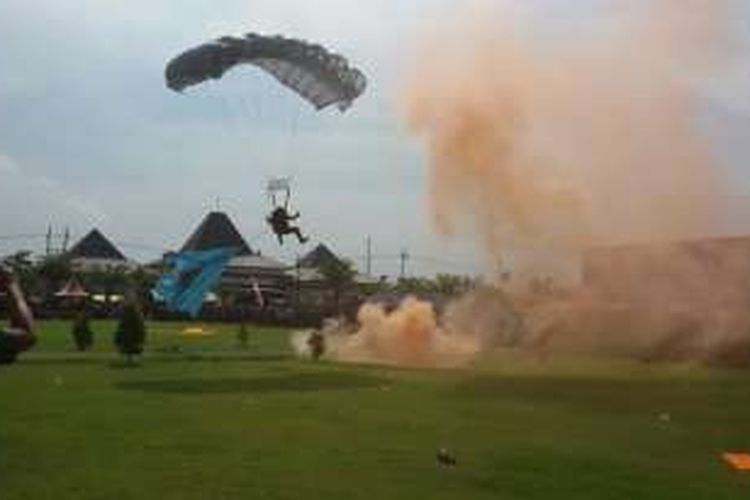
xmin=2 ymin=321 xmax=750 ymax=499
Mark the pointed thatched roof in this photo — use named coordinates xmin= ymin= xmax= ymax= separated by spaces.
xmin=298 ymin=243 xmax=341 ymax=269
xmin=68 ymin=229 xmax=126 ymax=261
xmin=181 ymin=211 xmax=252 ymax=255
xmin=56 ymin=277 xmax=89 ymax=298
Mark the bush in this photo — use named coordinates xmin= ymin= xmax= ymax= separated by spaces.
xmin=71 ymin=309 xmax=94 ymax=352
xmin=114 ymin=302 xmax=146 ymax=363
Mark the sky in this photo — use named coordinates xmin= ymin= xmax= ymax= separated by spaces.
xmin=0 ymin=0 xmax=748 ymax=278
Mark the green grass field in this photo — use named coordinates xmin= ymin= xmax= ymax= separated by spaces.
xmin=2 ymin=320 xmax=750 ymax=499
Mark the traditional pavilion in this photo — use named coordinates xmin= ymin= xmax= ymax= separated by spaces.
xmin=67 ymin=229 xmax=135 ymax=272
xmin=291 ymin=243 xmax=380 ymax=315
xmin=179 ymin=211 xmax=290 ymax=308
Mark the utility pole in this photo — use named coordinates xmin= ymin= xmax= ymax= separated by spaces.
xmin=365 ymin=236 xmax=372 ymax=276
xmin=62 ymin=227 xmax=70 ymax=253
xmin=400 ymin=248 xmax=409 ymax=280
xmin=294 ymin=254 xmax=301 ymax=325
xmin=45 ymin=225 xmax=52 ymax=256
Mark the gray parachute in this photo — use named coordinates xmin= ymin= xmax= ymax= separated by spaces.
xmin=165 ymin=33 xmax=367 ymax=111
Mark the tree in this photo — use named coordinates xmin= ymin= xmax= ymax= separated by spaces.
xmin=36 ymin=254 xmax=72 ymax=300
xmin=71 ymin=308 xmax=94 ymax=352
xmin=87 ymin=265 xmax=129 ymax=305
xmin=434 ymin=274 xmax=473 ymax=296
xmin=318 ymin=258 xmax=356 ymax=316
xmin=3 ymin=250 xmax=38 ymax=293
xmin=114 ymin=302 xmax=146 ymax=364
xmin=127 ymin=267 xmax=156 ymax=314
xmin=395 ymin=277 xmax=435 ymax=295
xmin=395 ymin=274 xmax=475 ymax=297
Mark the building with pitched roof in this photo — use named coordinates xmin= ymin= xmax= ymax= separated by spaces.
xmin=298 ymin=244 xmax=341 ymax=269
xmin=67 ymin=229 xmax=136 ymax=272
xmin=178 ymin=211 xmax=291 ymax=311
xmin=290 ymin=243 xmax=381 ymax=317
xmin=181 ymin=211 xmax=253 ymax=255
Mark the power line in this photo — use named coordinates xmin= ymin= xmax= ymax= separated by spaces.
xmin=0 ymin=233 xmax=47 ymax=241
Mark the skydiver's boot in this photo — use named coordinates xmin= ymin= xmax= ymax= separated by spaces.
xmin=292 ymin=228 xmax=309 ymax=244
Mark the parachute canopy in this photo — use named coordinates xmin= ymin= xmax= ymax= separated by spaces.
xmin=165 ymin=33 xmax=367 ymax=111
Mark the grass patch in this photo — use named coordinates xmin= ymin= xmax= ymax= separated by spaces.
xmin=2 ymin=321 xmax=750 ymax=499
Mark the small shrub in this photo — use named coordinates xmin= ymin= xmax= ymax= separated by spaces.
xmin=71 ymin=309 xmax=94 ymax=352
xmin=114 ymin=302 xmax=146 ymax=364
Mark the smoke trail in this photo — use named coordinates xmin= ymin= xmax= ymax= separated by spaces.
xmin=291 ymin=289 xmax=525 ymax=368
xmin=394 ymin=0 xmax=750 ymax=366
xmin=292 ymin=298 xmax=483 ymax=368
xmin=404 ymin=0 xmax=734 ymax=279
xmin=338 ymin=297 xmax=482 ymax=368
xmin=296 ymin=1 xmax=745 ymax=369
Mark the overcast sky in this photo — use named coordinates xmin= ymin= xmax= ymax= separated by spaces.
xmin=0 ymin=0 xmax=748 ymax=278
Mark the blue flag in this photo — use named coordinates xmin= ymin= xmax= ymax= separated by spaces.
xmin=153 ymin=247 xmax=237 ymax=317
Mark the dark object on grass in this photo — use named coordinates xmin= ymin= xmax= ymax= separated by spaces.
xmin=436 ymin=448 xmax=457 ymax=467
xmin=71 ymin=308 xmax=94 ymax=352
xmin=114 ymin=302 xmax=146 ymax=364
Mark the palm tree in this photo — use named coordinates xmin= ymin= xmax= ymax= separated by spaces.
xmin=318 ymin=258 xmax=356 ymax=316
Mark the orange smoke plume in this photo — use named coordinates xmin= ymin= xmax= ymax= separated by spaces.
xmin=296 ymin=297 xmax=482 ymax=368
xmin=404 ymin=0 xmax=734 ymax=278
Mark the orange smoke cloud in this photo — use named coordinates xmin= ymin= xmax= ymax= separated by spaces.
xmin=298 ymin=297 xmax=482 ymax=368
xmin=404 ymin=0 xmax=734 ymax=279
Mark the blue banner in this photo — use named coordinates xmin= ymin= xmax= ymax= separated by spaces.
xmin=153 ymin=247 xmax=237 ymax=317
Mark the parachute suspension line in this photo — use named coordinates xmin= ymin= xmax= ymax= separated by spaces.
xmin=280 ymin=106 xmax=302 ymax=185
xmin=266 ymin=177 xmax=292 ymax=210
xmin=165 ymin=32 xmax=368 ymax=243
xmin=283 ymin=184 xmax=291 ymax=211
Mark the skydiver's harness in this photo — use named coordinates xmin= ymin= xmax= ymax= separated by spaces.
xmin=266 ymin=178 xmax=295 ymax=235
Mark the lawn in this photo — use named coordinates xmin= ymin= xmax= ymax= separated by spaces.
xmin=2 ymin=320 xmax=750 ymax=499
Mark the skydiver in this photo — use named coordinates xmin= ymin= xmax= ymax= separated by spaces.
xmin=267 ymin=206 xmax=309 ymax=245
xmin=0 ymin=264 xmax=36 ymax=365
xmin=307 ymin=330 xmax=325 ymax=361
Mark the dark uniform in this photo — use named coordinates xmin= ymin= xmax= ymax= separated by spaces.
xmin=307 ymin=331 xmax=326 ymax=360
xmin=267 ymin=207 xmax=309 ymax=245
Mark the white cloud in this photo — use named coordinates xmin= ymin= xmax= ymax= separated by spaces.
xmin=0 ymin=152 xmax=109 ymax=235
xmin=0 ymin=153 xmax=20 ymax=175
